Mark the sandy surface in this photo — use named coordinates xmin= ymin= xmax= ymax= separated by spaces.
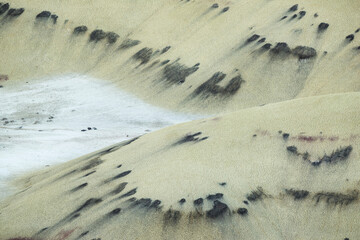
xmin=0 ymin=74 xmax=203 ymax=200
xmin=0 ymin=0 xmax=359 ymax=239
xmin=0 ymin=92 xmax=359 ymax=239
xmin=0 ymin=0 xmax=359 ymax=113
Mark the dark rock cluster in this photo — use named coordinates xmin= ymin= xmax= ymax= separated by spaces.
xmin=163 ymin=62 xmax=199 ymax=84
xmin=132 ymin=47 xmax=153 ymax=64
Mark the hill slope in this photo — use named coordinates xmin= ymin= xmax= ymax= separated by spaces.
xmin=1 ymin=92 xmax=359 ymax=239
xmin=0 ymin=0 xmax=359 ymax=113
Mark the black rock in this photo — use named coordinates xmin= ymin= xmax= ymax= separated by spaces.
xmin=106 ymin=32 xmax=119 ymax=44
xmin=161 ymin=46 xmax=171 ymax=54
xmin=7 ymin=8 xmax=24 ymax=17
xmin=282 ymin=133 xmax=290 ymax=139
xmin=206 ymin=193 xmax=223 ymax=200
xmin=50 ymin=14 xmax=58 ymax=24
xmin=161 ymin=60 xmax=170 ymax=65
xmin=288 ymin=4 xmax=298 ymax=12
xmin=280 ymin=16 xmax=288 ymax=21
xmin=206 ymin=200 xmax=228 ymax=218
xmin=179 ymin=198 xmax=186 ymax=204
xmin=163 ymin=62 xmax=199 ymax=84
xmin=258 ymin=38 xmax=266 ymax=43
xmin=36 ymin=11 xmax=51 ymax=19
xmin=311 ymin=161 xmax=322 ymax=166
xmin=0 ymin=3 xmax=10 ymax=15
xmin=346 ymin=34 xmax=355 ymax=42
xmin=194 ymin=198 xmax=203 ymax=205
xmin=314 ymin=13 xmax=318 ymax=18
xmin=73 ymin=25 xmax=88 ymax=34
xmin=150 ymin=200 xmax=161 ymax=209
xmin=243 ymin=200 xmax=249 ymax=205
xmin=299 ymin=11 xmax=306 ymax=18
xmin=261 ymin=43 xmax=272 ymax=50
xmin=285 ymin=189 xmax=309 ymax=200
xmin=287 ymin=146 xmax=298 ymax=153
xmin=132 ymin=198 xmax=152 ymax=208
xmin=246 ymin=187 xmax=265 ymax=202
xmin=192 ymin=72 xmax=244 ymax=98
xmin=356 ymin=28 xmax=360 ymax=33
xmin=212 ymin=3 xmax=219 ymax=8
xmin=219 ymin=182 xmax=227 ymax=186
xmin=292 ymin=46 xmax=317 ymax=59
xmin=318 ymin=22 xmax=329 ymax=32
xmin=108 ymin=208 xmax=121 ymax=216
xmin=247 ymin=34 xmax=260 ymax=43
xmin=237 ymin=208 xmax=248 ymax=215
xmin=221 ymin=7 xmax=229 ymax=13
xmin=291 ymin=14 xmax=297 ymax=20
xmin=270 ymin=42 xmax=291 ymax=55
xmin=133 ymin=47 xmax=153 ymax=64
xmin=89 ymin=29 xmax=107 ymax=42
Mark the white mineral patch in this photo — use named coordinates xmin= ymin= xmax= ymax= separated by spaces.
xmin=0 ymin=74 xmax=204 ymax=199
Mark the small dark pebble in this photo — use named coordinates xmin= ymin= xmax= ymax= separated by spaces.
xmin=36 ymin=11 xmax=51 ymax=19
xmin=81 ymin=129 xmax=86 ymax=132
xmin=287 ymin=146 xmax=298 ymax=153
xmin=161 ymin=60 xmax=170 ymax=65
xmin=150 ymin=200 xmax=162 ymax=208
xmin=243 ymin=200 xmax=249 ymax=205
xmin=253 ymin=134 xmax=257 ymax=137
xmin=212 ymin=3 xmax=219 ymax=8
xmin=280 ymin=16 xmax=288 ymax=21
xmin=346 ymin=34 xmax=355 ymax=42
xmin=80 ymin=231 xmax=89 ymax=237
xmin=311 ymin=161 xmax=321 ymax=166
xmin=219 ymin=182 xmax=227 ymax=186
xmin=318 ymin=22 xmax=329 ymax=32
xmin=221 ymin=7 xmax=229 ymax=12
xmin=109 ymin=208 xmax=121 ymax=215
xmin=261 ymin=43 xmax=272 ymax=50
xmin=247 ymin=34 xmax=260 ymax=43
xmin=257 ymin=38 xmax=266 ymax=43
xmin=206 ymin=200 xmax=228 ymax=218
xmin=87 ymin=127 xmax=92 ymax=130
xmin=237 ymin=208 xmax=248 ymax=215
xmin=206 ymin=193 xmax=223 ymax=200
xmin=291 ymin=14 xmax=297 ymax=19
xmin=289 ymin=4 xmax=298 ymax=12
xmin=194 ymin=198 xmax=203 ymax=205
xmin=299 ymin=11 xmax=306 ymax=18
xmin=314 ymin=13 xmax=318 ymax=17
xmin=179 ymin=198 xmax=186 ymax=204
xmin=282 ymin=133 xmax=290 ymax=139
xmin=355 ymin=28 xmax=360 ymax=33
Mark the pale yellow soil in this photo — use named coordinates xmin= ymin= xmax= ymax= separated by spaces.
xmin=1 ymin=0 xmax=360 ymax=239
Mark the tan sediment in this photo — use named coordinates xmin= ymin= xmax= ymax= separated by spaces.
xmin=1 ymin=0 xmax=360 ymax=239
xmin=1 ymin=92 xmax=359 ymax=239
